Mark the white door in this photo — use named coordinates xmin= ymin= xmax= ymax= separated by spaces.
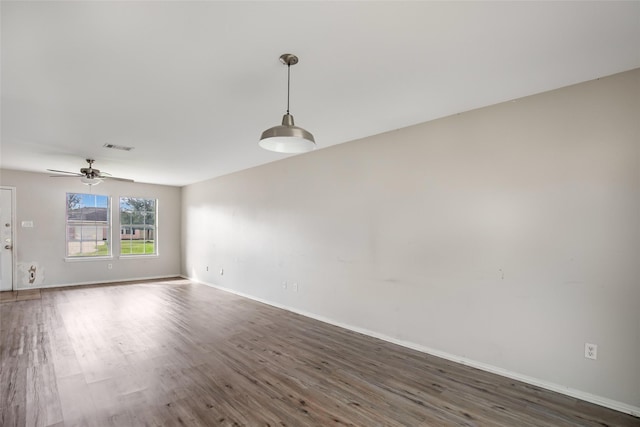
xmin=0 ymin=188 xmax=15 ymax=291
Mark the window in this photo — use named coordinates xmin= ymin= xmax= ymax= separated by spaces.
xmin=66 ymin=193 xmax=111 ymax=257
xmin=119 ymin=197 xmax=157 ymax=256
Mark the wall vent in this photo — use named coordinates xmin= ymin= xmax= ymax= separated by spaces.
xmin=103 ymin=143 xmax=134 ymax=151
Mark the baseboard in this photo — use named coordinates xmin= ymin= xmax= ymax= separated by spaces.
xmin=189 ymin=276 xmax=640 ymax=418
xmin=25 ymin=274 xmax=184 ymax=290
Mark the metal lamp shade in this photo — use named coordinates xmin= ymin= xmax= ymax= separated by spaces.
xmin=259 ymin=114 xmax=316 ymax=154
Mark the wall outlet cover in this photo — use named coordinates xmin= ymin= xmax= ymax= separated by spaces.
xmin=585 ymin=343 xmax=598 ymax=360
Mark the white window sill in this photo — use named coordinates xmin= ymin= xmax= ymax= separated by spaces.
xmin=65 ymin=256 xmax=113 ymax=263
xmin=118 ymin=254 xmax=159 ymax=260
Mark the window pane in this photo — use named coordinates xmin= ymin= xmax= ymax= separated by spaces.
xmin=121 ymin=211 xmax=132 ymax=225
xmin=144 ymin=212 xmax=155 ymax=225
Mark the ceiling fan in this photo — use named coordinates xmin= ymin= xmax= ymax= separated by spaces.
xmin=48 ymin=158 xmax=134 ymax=186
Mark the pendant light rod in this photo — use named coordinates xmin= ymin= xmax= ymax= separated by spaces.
xmin=280 ymin=53 xmax=298 ymax=114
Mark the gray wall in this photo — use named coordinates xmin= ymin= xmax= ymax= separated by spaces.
xmin=0 ymin=169 xmax=181 ymax=287
xmin=182 ymin=69 xmax=640 ymax=412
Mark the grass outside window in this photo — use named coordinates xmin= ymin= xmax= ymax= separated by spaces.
xmin=80 ymin=240 xmax=154 ymax=256
xmin=121 ymin=240 xmax=156 ymax=255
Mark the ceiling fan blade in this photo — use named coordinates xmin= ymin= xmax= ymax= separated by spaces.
xmin=47 ymin=169 xmax=82 ymax=175
xmin=103 ymin=176 xmax=135 ymax=182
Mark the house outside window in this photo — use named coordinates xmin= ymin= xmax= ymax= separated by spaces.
xmin=66 ymin=193 xmax=111 ymax=257
xmin=120 ymin=197 xmax=157 ymax=256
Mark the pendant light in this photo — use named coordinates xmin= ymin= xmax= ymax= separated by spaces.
xmin=259 ymin=54 xmax=316 ymax=153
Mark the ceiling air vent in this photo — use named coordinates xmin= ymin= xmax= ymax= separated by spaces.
xmin=103 ymin=143 xmax=134 ymax=151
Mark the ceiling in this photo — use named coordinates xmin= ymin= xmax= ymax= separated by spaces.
xmin=2 ymin=1 xmax=639 ymax=187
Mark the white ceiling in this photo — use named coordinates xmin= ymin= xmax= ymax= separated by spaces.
xmin=2 ymin=1 xmax=639 ymax=187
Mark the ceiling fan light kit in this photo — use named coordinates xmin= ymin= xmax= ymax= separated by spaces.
xmin=259 ymin=53 xmax=316 ymax=154
xmin=80 ymin=159 xmax=103 ymax=186
xmin=80 ymin=175 xmax=103 ymax=186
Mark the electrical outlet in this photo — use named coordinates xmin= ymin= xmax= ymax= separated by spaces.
xmin=585 ymin=343 xmax=598 ymax=360
xmin=220 ymin=268 xmax=224 ymax=275
xmin=108 ymin=263 xmax=112 ymax=270
xmin=206 ymin=266 xmax=209 ymax=271
xmin=293 ymin=282 xmax=298 ymax=292
xmin=282 ymin=281 xmax=287 ymax=289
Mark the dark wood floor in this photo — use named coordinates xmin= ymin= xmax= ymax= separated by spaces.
xmin=1 ymin=279 xmax=638 ymax=426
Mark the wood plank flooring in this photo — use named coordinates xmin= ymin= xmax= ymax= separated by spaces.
xmin=0 ymin=289 xmax=41 ymax=303
xmin=1 ymin=279 xmax=638 ymax=426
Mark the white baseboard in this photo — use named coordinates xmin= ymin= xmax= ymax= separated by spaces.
xmin=189 ymin=276 xmax=640 ymax=418
xmin=25 ymin=274 xmax=183 ymax=290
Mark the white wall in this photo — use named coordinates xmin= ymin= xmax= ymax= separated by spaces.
xmin=0 ymin=169 xmax=181 ymax=288
xmin=182 ymin=69 xmax=640 ymax=412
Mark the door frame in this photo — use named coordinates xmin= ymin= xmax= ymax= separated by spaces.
xmin=1 ymin=186 xmax=17 ymax=291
